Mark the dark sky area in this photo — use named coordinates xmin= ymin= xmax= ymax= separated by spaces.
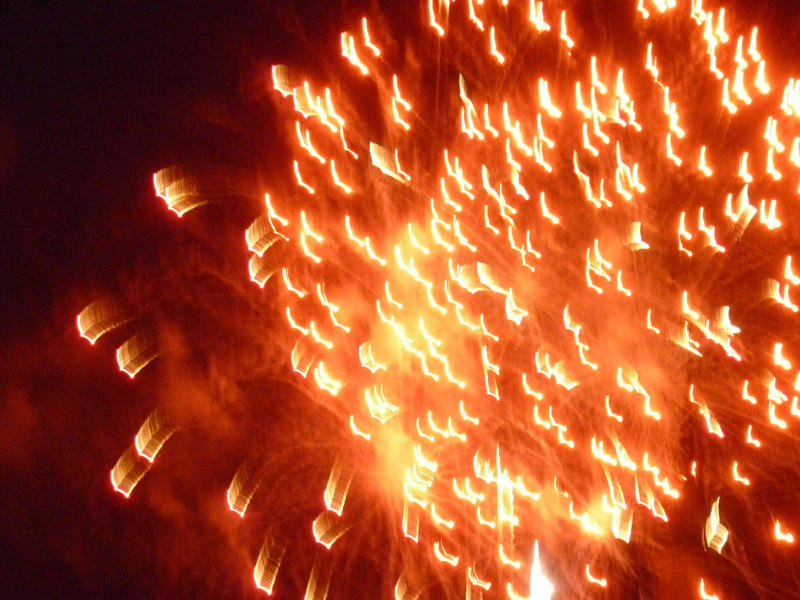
xmin=0 ymin=2 xmax=376 ymax=597
xmin=3 ymin=1 xmax=800 ymax=599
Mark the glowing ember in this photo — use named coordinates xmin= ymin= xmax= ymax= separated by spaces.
xmin=79 ymin=0 xmax=800 ymax=597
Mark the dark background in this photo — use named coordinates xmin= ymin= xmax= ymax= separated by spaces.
xmin=3 ymin=1 xmax=800 ymax=598
xmin=0 ymin=2 xmax=377 ymax=597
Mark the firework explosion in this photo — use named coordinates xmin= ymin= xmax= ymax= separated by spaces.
xmin=77 ymin=0 xmax=800 ymax=597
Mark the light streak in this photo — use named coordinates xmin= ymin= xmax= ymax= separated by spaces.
xmin=313 ymin=362 xmax=342 ymax=396
xmin=433 ymin=540 xmax=459 ymax=566
xmin=732 ymin=461 xmax=751 ymax=486
xmin=110 ymin=448 xmax=151 ymax=498
xmin=341 ymin=31 xmax=369 ymax=75
xmin=329 ymin=160 xmax=352 ymax=194
xmin=115 ymin=331 xmax=158 ymax=379
xmin=227 ymin=462 xmax=261 ymax=517
xmin=528 ymin=541 xmax=555 ymax=599
xmin=134 ymin=409 xmax=175 ymax=463
xmin=585 ymin=564 xmax=607 ymax=587
xmin=282 ymin=268 xmax=306 ymax=298
xmin=361 ymin=17 xmax=380 ymax=57
xmin=468 ymin=566 xmax=491 ymax=590
xmin=293 ymin=160 xmax=315 ymax=194
xmin=699 ymin=579 xmax=719 ymax=600
xmin=775 ymin=520 xmax=795 ymax=543
xmin=76 ymin=298 xmax=128 ymax=345
xmin=254 ymin=537 xmax=285 ymax=595
xmin=746 ymin=424 xmax=762 ymax=447
xmin=428 ymin=0 xmax=445 ymax=37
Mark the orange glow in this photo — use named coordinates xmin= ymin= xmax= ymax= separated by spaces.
xmin=90 ymin=3 xmax=800 ymax=597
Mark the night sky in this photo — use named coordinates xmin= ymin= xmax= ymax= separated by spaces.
xmin=2 ymin=2 xmax=374 ymax=597
xmin=3 ymin=1 xmax=800 ymax=598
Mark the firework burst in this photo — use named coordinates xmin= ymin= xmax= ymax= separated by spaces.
xmin=78 ymin=1 xmax=800 ymax=597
